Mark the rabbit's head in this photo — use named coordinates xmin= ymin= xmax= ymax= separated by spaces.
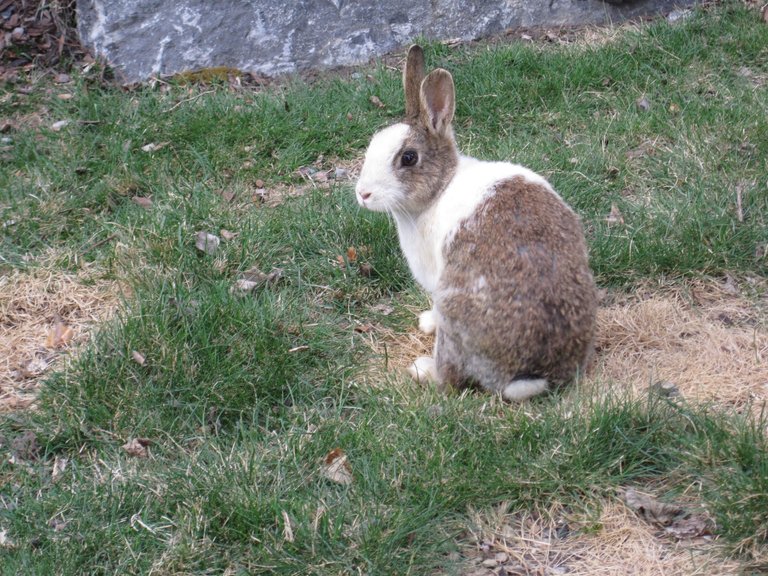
xmin=356 ymin=45 xmax=460 ymax=215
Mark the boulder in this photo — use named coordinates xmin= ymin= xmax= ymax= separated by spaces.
xmin=76 ymin=0 xmax=699 ymax=83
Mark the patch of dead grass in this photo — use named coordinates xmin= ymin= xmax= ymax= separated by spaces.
xmin=594 ymin=277 xmax=768 ymax=411
xmin=458 ymin=499 xmax=743 ymax=576
xmin=0 ymin=259 xmax=121 ymax=411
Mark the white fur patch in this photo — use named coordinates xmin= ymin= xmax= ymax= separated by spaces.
xmin=502 ymin=378 xmax=549 ymax=401
xmin=355 ymin=123 xmax=410 ymax=211
xmin=418 ymin=309 xmax=437 ymax=335
xmin=407 ymin=356 xmax=438 ymax=384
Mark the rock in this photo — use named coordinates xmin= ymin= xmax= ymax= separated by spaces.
xmin=76 ymin=0 xmax=701 ymax=84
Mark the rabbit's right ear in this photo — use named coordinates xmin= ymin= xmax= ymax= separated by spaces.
xmin=403 ymin=45 xmax=426 ymax=120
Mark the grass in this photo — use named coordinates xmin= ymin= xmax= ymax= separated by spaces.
xmin=1 ymin=3 xmax=768 ymax=574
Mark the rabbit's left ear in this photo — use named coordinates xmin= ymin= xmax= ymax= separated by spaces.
xmin=419 ymin=69 xmax=455 ymax=136
xmin=404 ymin=45 xmax=426 ymax=120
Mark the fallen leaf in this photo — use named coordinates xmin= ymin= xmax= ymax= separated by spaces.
xmin=668 ymin=102 xmax=680 ymax=114
xmin=51 ymin=119 xmax=70 ymax=131
xmin=723 ymin=274 xmax=740 ymax=295
xmin=255 ymin=178 xmax=265 ymax=188
xmin=649 ymin=380 xmax=680 ymax=398
xmin=217 ymin=189 xmax=236 ymax=203
xmin=636 ymin=96 xmax=651 ymax=112
xmin=51 ymin=456 xmax=69 ymax=483
xmin=370 ymin=303 xmax=394 ymax=316
xmin=626 ymin=141 xmax=654 ymax=160
xmin=321 ymin=448 xmax=353 ymax=485
xmin=252 ymin=188 xmax=268 ymax=203
xmin=11 ymin=431 xmax=40 ymax=461
xmin=0 ymin=529 xmax=14 ymax=549
xmin=141 ymin=142 xmax=169 ymax=153
xmin=231 ymin=267 xmax=284 ymax=294
xmin=664 ymin=514 xmax=713 ymax=539
xmin=195 ymin=231 xmax=220 ymax=255
xmin=604 ymin=203 xmax=625 ymax=226
xmin=354 ymin=323 xmax=374 ymax=333
xmin=54 ymin=73 xmax=71 ymax=84
xmin=369 ymin=95 xmax=386 ymax=109
xmin=220 ymin=229 xmax=237 ymax=241
xmin=18 ymin=355 xmax=51 ymax=378
xmin=131 ymin=350 xmax=146 ymax=366
xmin=334 ymin=167 xmax=350 ymax=180
xmin=48 ymin=517 xmax=68 ymax=532
xmin=122 ymin=438 xmax=151 ymax=458
xmin=358 ymin=263 xmax=373 ymax=277
xmin=57 ymin=93 xmax=73 ymax=100
xmin=232 ymin=278 xmax=261 ymax=292
xmin=282 ymin=510 xmax=295 ymax=543
xmin=131 ymin=196 xmax=153 ymax=209
xmin=624 ymin=488 xmax=682 ymax=526
xmin=346 ymin=246 xmax=358 ymax=263
xmin=46 ymin=319 xmax=74 ymax=349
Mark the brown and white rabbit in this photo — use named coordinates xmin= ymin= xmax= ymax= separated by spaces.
xmin=355 ymin=45 xmax=598 ymax=401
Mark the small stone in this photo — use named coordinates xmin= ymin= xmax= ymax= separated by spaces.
xmin=482 ymin=558 xmax=498 ymax=568
xmin=636 ymin=96 xmax=651 ymax=112
xmin=495 ymin=552 xmax=509 ymax=563
xmin=54 ymin=73 xmax=72 ymax=84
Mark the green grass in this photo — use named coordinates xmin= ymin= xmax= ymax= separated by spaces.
xmin=2 ymin=3 xmax=768 ymax=574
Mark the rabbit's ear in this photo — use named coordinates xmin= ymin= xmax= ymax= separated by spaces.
xmin=403 ymin=45 xmax=426 ymax=120
xmin=419 ymin=69 xmax=455 ymax=136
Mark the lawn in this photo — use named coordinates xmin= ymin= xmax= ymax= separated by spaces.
xmin=1 ymin=3 xmax=768 ymax=574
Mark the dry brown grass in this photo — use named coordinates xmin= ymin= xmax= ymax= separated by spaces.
xmin=459 ymin=499 xmax=743 ymax=576
xmin=594 ymin=277 xmax=768 ymax=411
xmin=361 ymin=276 xmax=767 ymax=575
xmin=0 ymin=259 xmax=121 ymax=411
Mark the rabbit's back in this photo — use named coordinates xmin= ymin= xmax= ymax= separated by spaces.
xmin=435 ymin=175 xmax=597 ymax=390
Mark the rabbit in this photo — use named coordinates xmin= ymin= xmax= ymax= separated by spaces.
xmin=355 ymin=45 xmax=598 ymax=401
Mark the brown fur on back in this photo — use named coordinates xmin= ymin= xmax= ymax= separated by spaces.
xmin=435 ymin=176 xmax=597 ymax=391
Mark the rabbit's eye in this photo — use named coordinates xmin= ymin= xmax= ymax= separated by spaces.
xmin=400 ymin=150 xmax=418 ymax=167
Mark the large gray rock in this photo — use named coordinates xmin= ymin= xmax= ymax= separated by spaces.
xmin=77 ymin=0 xmax=698 ymax=83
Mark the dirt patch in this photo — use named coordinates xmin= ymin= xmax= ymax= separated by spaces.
xmin=0 ymin=260 xmax=121 ymax=411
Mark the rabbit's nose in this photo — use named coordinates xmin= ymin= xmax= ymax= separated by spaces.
xmin=358 ymin=190 xmax=372 ymax=201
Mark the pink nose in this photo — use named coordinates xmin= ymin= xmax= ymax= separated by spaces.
xmin=358 ymin=191 xmax=372 ymax=201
